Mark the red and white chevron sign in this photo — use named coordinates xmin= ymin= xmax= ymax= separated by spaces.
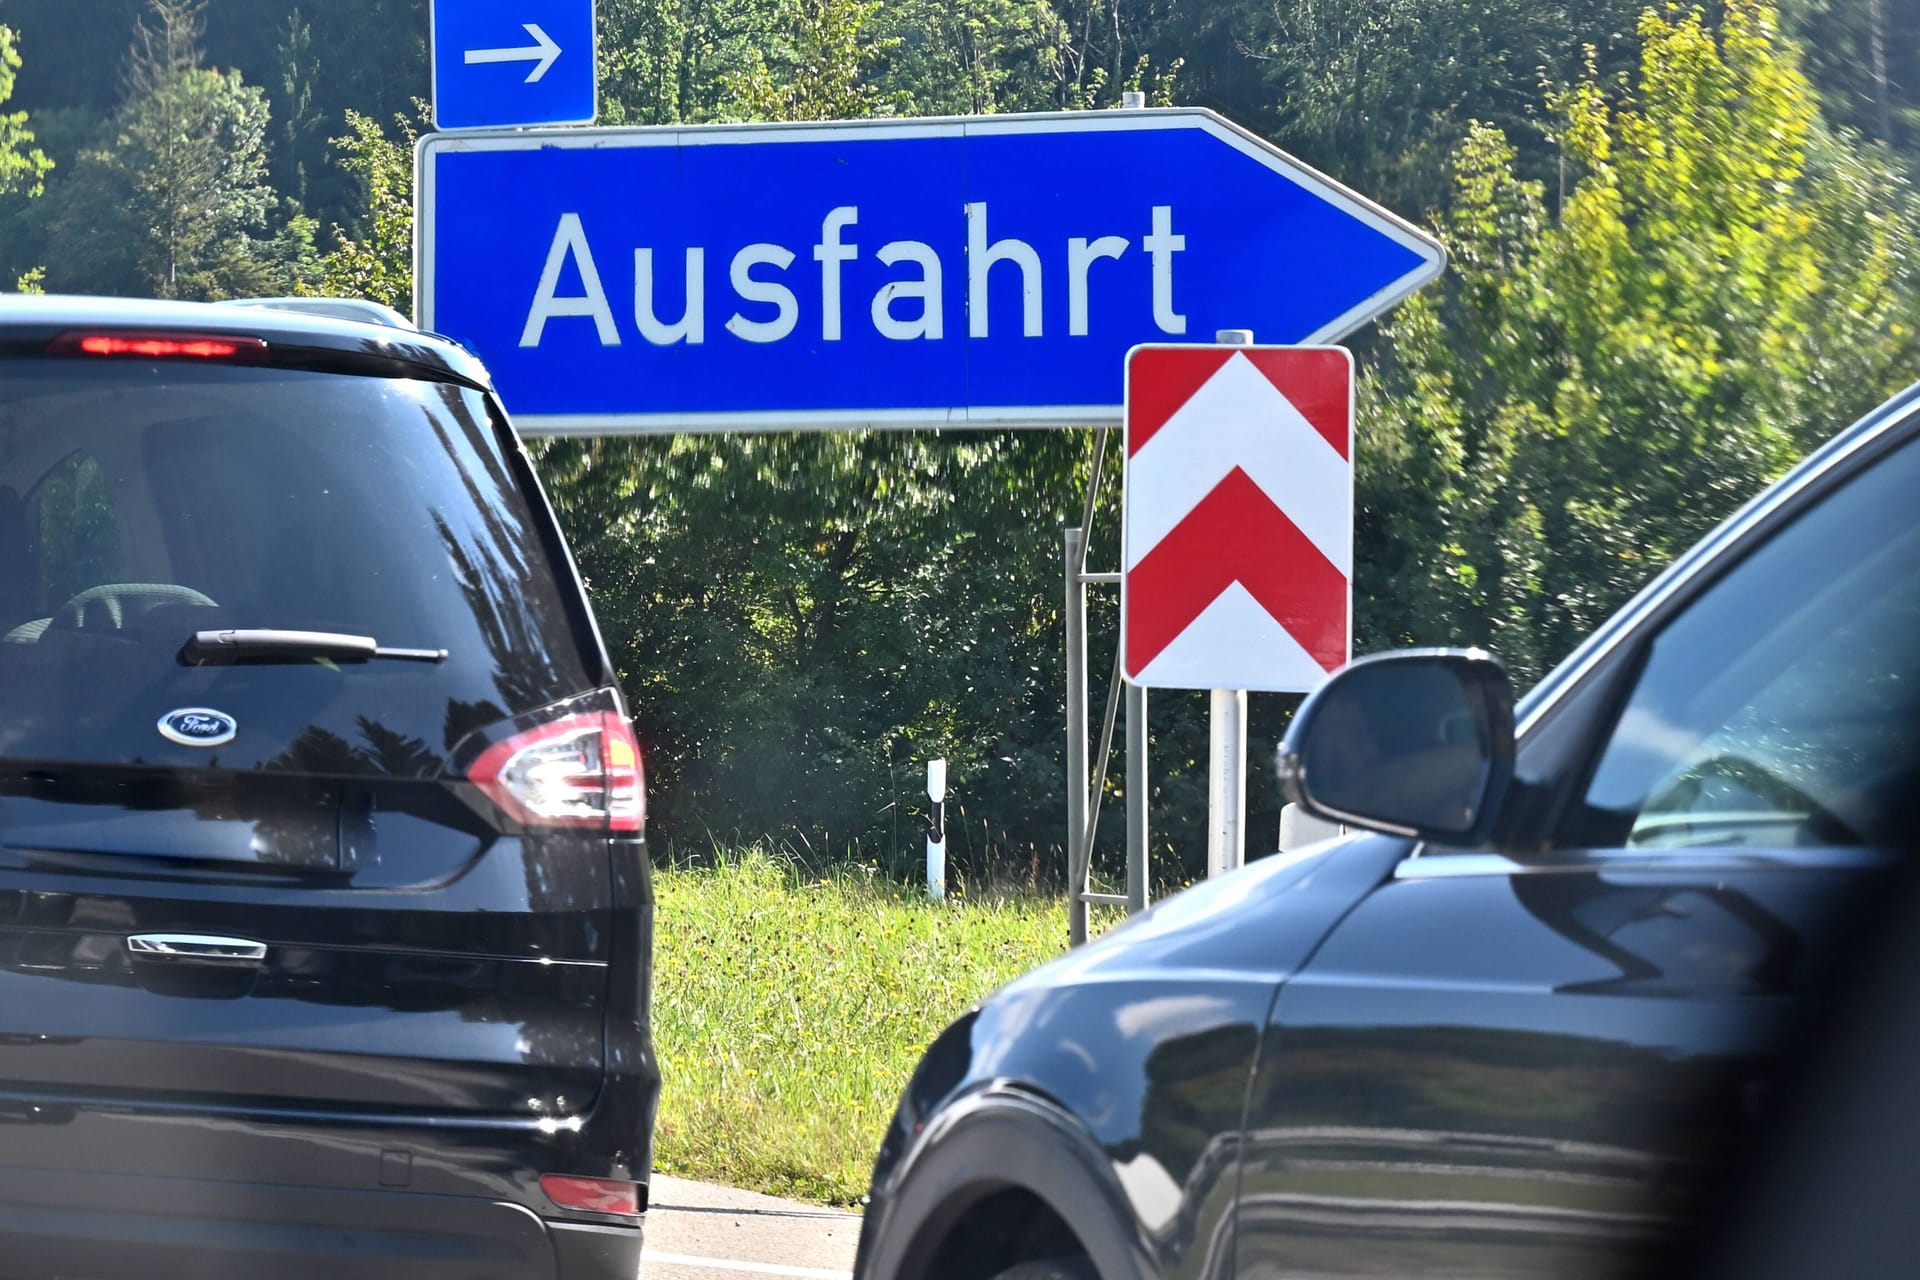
xmin=1122 ymin=345 xmax=1353 ymax=692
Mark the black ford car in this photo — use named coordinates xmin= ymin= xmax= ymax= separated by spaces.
xmin=854 ymin=380 xmax=1920 ymax=1280
xmin=0 ymin=296 xmax=656 ymax=1278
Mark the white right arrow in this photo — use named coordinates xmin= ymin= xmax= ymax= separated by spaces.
xmin=465 ymin=23 xmax=563 ymax=84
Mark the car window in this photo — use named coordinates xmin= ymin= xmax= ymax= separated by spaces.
xmin=0 ymin=358 xmax=597 ymax=776
xmin=1563 ymin=431 xmax=1920 ymax=852
xmin=31 ymin=449 xmax=123 ymax=615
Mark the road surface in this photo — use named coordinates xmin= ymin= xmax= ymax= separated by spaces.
xmin=644 ymin=1175 xmax=861 ymax=1279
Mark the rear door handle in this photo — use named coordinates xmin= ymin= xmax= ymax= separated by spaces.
xmin=126 ymin=934 xmax=268 ymax=966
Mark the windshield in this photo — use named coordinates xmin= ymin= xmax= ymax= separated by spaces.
xmin=0 ymin=358 xmax=595 ymax=775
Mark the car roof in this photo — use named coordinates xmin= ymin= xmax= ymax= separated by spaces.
xmin=0 ymin=294 xmax=494 ymax=391
xmin=214 ymin=296 xmax=418 ymax=330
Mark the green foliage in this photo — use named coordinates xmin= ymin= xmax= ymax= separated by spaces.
xmin=308 ymin=104 xmax=423 ymax=313
xmin=535 ymin=428 xmax=1097 ymax=878
xmin=0 ymin=25 xmax=53 ymax=283
xmin=593 ymin=0 xmax=1181 ymax=125
xmin=0 ymin=0 xmax=428 ymax=245
xmin=725 ymin=0 xmax=882 ymax=121
xmin=0 ymin=27 xmax=52 ymax=204
xmin=652 ymin=846 xmax=1111 ymax=1201
xmin=119 ymin=69 xmax=274 ymax=296
xmin=596 ymin=0 xmax=780 ymax=125
xmin=1783 ymin=0 xmax=1919 ymax=163
xmin=1361 ymin=1 xmax=1920 ymax=677
xmin=39 ymin=0 xmax=292 ymax=299
xmin=865 ymin=0 xmax=1075 ymax=115
xmin=1143 ymin=0 xmax=1650 ymax=217
xmin=274 ymin=8 xmax=320 ymax=204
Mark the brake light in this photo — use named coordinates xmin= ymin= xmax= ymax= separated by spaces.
xmin=539 ymin=1174 xmax=643 ymax=1215
xmin=48 ymin=331 xmax=269 ymax=362
xmin=468 ymin=711 xmax=644 ymax=833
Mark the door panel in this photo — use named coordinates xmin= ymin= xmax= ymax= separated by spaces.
xmin=1232 ymin=857 xmax=1874 ymax=1278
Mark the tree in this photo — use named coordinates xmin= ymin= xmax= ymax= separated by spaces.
xmin=1783 ymin=0 xmax=1920 ymax=167
xmin=596 ymin=0 xmax=787 ymax=126
xmin=127 ymin=68 xmax=275 ymax=297
xmin=1133 ymin=0 xmax=1649 ymax=219
xmin=0 ymin=27 xmax=52 ymax=204
xmin=273 ymin=7 xmax=321 ymax=204
xmin=1360 ymin=1 xmax=1919 ymax=679
xmin=309 ymin=103 xmax=424 ymax=313
xmin=725 ymin=0 xmax=882 ymax=121
xmin=864 ymin=0 xmax=1075 ymax=115
xmin=42 ymin=0 xmax=286 ymax=298
xmin=0 ymin=25 xmax=54 ymax=289
xmin=536 ymin=430 xmax=1093 ymax=873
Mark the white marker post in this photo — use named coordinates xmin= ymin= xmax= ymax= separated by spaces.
xmin=1206 ymin=329 xmax=1254 ymax=878
xmin=926 ymin=758 xmax=947 ymax=900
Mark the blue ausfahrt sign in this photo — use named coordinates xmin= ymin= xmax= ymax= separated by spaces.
xmin=415 ymin=110 xmax=1444 ymax=433
xmin=432 ymin=0 xmax=595 ymax=131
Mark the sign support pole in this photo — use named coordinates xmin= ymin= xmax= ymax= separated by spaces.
xmin=1206 ymin=689 xmax=1249 ymax=877
xmin=1065 ymin=526 xmax=1090 ymax=947
xmin=1063 ymin=428 xmax=1152 ymax=945
xmin=1126 ymin=684 xmax=1149 ymax=912
xmin=1206 ymin=328 xmax=1255 ymax=878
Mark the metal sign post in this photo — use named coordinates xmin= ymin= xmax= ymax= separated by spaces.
xmin=1126 ymin=684 xmax=1149 ymax=912
xmin=1065 ymin=527 xmax=1090 ymax=945
xmin=1206 ymin=689 xmax=1250 ymax=877
xmin=1206 ymin=329 xmax=1253 ymax=877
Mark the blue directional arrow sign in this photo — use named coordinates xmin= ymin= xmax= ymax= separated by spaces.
xmin=416 ymin=110 xmax=1443 ymax=433
xmin=432 ymin=0 xmax=595 ymax=131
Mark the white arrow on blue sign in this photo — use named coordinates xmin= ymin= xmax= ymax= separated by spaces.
xmin=432 ymin=0 xmax=595 ymax=132
xmin=415 ymin=109 xmax=1444 ymax=433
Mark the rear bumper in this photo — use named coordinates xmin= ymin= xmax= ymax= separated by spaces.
xmin=0 ymin=1167 xmax=642 ymax=1279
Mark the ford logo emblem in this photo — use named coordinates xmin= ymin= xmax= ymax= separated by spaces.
xmin=158 ymin=708 xmax=238 ymax=748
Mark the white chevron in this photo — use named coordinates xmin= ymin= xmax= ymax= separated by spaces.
xmin=1124 ymin=353 xmax=1351 ymax=574
xmin=1128 ymin=581 xmax=1335 ymax=693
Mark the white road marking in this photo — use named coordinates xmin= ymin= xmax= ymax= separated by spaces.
xmin=647 ymin=1251 xmax=853 ymax=1279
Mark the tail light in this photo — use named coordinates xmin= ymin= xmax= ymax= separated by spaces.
xmin=48 ymin=331 xmax=269 ymax=362
xmin=468 ymin=711 xmax=644 ymax=833
xmin=539 ymin=1174 xmax=644 ymax=1215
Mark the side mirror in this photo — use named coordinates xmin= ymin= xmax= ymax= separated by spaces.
xmin=1277 ymin=649 xmax=1515 ymax=846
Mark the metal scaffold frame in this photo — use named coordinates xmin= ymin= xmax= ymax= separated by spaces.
xmin=1064 ymin=428 xmax=1151 ymax=947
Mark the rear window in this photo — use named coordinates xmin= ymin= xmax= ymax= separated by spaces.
xmin=0 ymin=358 xmax=597 ymax=775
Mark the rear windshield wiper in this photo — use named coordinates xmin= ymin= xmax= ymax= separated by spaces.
xmin=182 ymin=629 xmax=448 ymax=665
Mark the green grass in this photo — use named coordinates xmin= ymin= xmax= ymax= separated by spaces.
xmin=649 ymin=849 xmax=1111 ymax=1205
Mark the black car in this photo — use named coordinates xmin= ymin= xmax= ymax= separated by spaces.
xmin=0 ymin=296 xmax=657 ymax=1278
xmin=854 ymin=380 xmax=1920 ymax=1280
